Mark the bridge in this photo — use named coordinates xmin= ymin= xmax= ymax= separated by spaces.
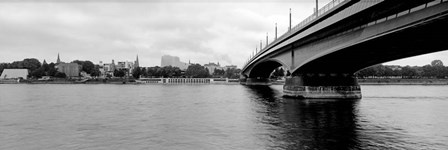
xmin=240 ymin=0 xmax=448 ymax=99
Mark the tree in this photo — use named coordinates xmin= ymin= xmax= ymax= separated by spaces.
xmin=271 ymin=67 xmax=285 ymax=78
xmin=114 ymin=69 xmax=126 ymax=78
xmin=30 ymin=68 xmax=45 ymax=78
xmin=431 ymin=60 xmax=444 ymax=67
xmin=132 ymin=67 xmax=142 ymax=79
xmin=164 ymin=66 xmax=182 ymax=77
xmin=0 ymin=63 xmax=8 ymax=75
xmin=71 ymin=60 xmax=95 ymax=74
xmin=146 ymin=66 xmax=158 ymax=77
xmin=205 ymin=68 xmax=210 ymax=77
xmin=400 ymin=66 xmax=417 ymax=78
xmin=213 ymin=68 xmax=225 ymax=76
xmin=356 ymin=65 xmax=377 ymax=78
xmin=22 ymin=58 xmax=41 ymax=72
xmin=90 ymin=65 xmax=101 ymax=77
xmin=140 ymin=67 xmax=147 ymax=77
xmin=10 ymin=61 xmax=23 ymax=69
xmin=185 ymin=64 xmax=210 ymax=78
xmin=422 ymin=65 xmax=436 ymax=78
xmin=47 ymin=63 xmax=58 ymax=77
xmin=42 ymin=62 xmax=50 ymax=72
xmin=224 ymin=68 xmax=241 ymax=79
xmin=429 ymin=60 xmax=447 ymax=78
xmin=54 ymin=72 xmax=67 ymax=78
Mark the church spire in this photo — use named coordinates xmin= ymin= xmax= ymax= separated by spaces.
xmin=134 ymin=54 xmax=139 ymax=68
xmin=56 ymin=53 xmax=61 ymax=64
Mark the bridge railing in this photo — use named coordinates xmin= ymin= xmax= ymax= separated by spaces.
xmin=245 ymin=0 xmax=348 ymax=67
xmin=344 ymin=0 xmax=447 ymax=37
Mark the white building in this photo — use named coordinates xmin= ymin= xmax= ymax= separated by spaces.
xmin=116 ymin=61 xmax=134 ymax=70
xmin=223 ymin=65 xmax=237 ymax=70
xmin=0 ymin=69 xmax=29 ymax=79
xmin=161 ymin=55 xmax=190 ymax=70
xmin=101 ymin=60 xmax=116 ymax=77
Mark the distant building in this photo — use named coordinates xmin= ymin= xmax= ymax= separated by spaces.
xmin=100 ymin=55 xmax=138 ymax=78
xmin=116 ymin=61 xmax=134 ymax=70
xmin=54 ymin=53 xmax=79 ymax=77
xmin=223 ymin=65 xmax=237 ymax=70
xmin=99 ymin=60 xmax=116 ymax=77
xmin=388 ymin=65 xmax=403 ymax=71
xmin=57 ymin=63 xmax=80 ymax=77
xmin=204 ymin=62 xmax=222 ymax=75
xmin=0 ymin=69 xmax=29 ymax=79
xmin=98 ymin=61 xmax=105 ymax=76
xmin=116 ymin=59 xmax=137 ymax=77
xmin=161 ymin=55 xmax=190 ymax=70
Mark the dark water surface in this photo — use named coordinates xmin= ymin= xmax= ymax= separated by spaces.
xmin=1 ymin=84 xmax=447 ymax=150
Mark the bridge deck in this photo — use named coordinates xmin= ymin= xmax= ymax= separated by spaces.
xmin=244 ymin=0 xmax=447 ymax=72
xmin=246 ymin=0 xmax=382 ymax=70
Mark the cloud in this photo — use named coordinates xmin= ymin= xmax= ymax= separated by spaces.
xmin=1 ymin=0 xmax=446 ymax=68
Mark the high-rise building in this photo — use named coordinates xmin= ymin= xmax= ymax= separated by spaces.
xmin=161 ymin=55 xmax=189 ymax=70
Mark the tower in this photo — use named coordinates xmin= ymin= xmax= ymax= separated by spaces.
xmin=289 ymin=8 xmax=292 ymax=31
xmin=134 ymin=54 xmax=139 ymax=68
xmin=56 ymin=53 xmax=61 ymax=64
xmin=111 ymin=59 xmax=116 ymax=71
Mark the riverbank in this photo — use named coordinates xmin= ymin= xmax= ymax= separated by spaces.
xmin=358 ymin=78 xmax=448 ymax=85
xmin=0 ymin=78 xmax=241 ymax=84
xmin=3 ymin=78 xmax=447 ymax=85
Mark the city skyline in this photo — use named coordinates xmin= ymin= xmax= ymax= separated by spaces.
xmin=1 ymin=0 xmax=448 ymax=67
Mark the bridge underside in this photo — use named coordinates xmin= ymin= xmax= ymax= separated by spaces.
xmin=296 ymin=15 xmax=448 ymax=74
xmin=241 ymin=1 xmax=448 ymax=99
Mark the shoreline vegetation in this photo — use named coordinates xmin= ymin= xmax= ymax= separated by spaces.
xmin=1 ymin=78 xmax=448 ymax=85
xmin=357 ymin=78 xmax=448 ymax=85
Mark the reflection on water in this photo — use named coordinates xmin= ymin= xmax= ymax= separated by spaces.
xmin=244 ymin=85 xmax=448 ymax=149
xmin=1 ymin=84 xmax=447 ymax=149
xmin=244 ymin=85 xmax=360 ymax=149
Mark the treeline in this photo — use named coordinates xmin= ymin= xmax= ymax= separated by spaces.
xmin=0 ymin=58 xmax=64 ymax=78
xmin=356 ymin=60 xmax=448 ymax=79
xmin=0 ymin=58 xmax=101 ymax=78
xmin=131 ymin=64 xmax=241 ymax=79
xmin=210 ymin=67 xmax=241 ymax=79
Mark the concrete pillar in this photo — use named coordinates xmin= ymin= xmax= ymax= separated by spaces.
xmin=283 ymin=74 xmax=361 ymax=99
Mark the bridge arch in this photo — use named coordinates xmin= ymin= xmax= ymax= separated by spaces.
xmin=241 ymin=0 xmax=448 ymax=98
xmin=248 ymin=59 xmax=289 ymax=78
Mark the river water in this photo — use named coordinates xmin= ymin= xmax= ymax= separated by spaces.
xmin=1 ymin=84 xmax=447 ymax=150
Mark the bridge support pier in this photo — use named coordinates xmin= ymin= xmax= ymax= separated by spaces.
xmin=283 ymin=74 xmax=361 ymax=99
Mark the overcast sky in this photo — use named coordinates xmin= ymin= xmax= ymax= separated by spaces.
xmin=1 ymin=0 xmax=447 ymax=68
